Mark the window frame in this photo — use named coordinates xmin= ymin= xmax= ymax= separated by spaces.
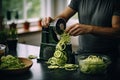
xmin=4 ymin=0 xmax=78 ymax=28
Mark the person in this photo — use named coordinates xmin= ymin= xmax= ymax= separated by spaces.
xmin=41 ymin=0 xmax=120 ymax=78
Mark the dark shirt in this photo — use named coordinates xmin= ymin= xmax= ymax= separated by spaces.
xmin=68 ymin=0 xmax=120 ymax=56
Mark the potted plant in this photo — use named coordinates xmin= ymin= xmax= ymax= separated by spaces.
xmin=23 ymin=21 xmax=30 ymax=30
xmin=38 ymin=19 xmax=42 ymax=27
xmin=6 ymin=23 xmax=18 ymax=51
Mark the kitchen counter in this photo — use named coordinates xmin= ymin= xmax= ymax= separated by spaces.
xmin=0 ymin=43 xmax=119 ymax=80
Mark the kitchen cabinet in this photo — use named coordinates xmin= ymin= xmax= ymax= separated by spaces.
xmin=18 ymin=31 xmax=41 ymax=46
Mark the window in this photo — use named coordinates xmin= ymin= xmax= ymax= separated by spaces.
xmin=67 ymin=0 xmax=71 ymax=4
xmin=2 ymin=0 xmax=41 ymax=21
xmin=2 ymin=0 xmax=78 ymax=28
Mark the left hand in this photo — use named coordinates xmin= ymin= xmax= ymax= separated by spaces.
xmin=65 ymin=23 xmax=93 ymax=36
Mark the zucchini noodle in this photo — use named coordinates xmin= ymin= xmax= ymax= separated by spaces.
xmin=56 ymin=32 xmax=70 ymax=50
xmin=46 ymin=32 xmax=78 ymax=70
xmin=0 ymin=55 xmax=25 ymax=70
xmin=79 ymin=55 xmax=108 ymax=74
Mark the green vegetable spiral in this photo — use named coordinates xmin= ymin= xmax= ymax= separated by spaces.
xmin=46 ymin=32 xmax=78 ymax=70
xmin=0 ymin=55 xmax=25 ymax=70
xmin=79 ymin=55 xmax=108 ymax=74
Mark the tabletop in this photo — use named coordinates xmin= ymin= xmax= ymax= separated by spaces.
xmin=0 ymin=43 xmax=119 ymax=80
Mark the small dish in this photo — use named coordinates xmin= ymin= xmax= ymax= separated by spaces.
xmin=0 ymin=57 xmax=33 ymax=74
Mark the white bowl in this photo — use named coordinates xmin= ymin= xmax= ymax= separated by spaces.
xmin=0 ymin=44 xmax=6 ymax=58
xmin=78 ymin=54 xmax=111 ymax=74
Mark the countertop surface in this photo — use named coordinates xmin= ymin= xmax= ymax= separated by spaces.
xmin=0 ymin=43 xmax=120 ymax=80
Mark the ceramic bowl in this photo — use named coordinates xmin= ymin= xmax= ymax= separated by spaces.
xmin=0 ymin=57 xmax=33 ymax=74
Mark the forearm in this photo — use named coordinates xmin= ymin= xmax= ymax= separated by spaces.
xmin=90 ymin=25 xmax=120 ymax=38
xmin=89 ymin=16 xmax=120 ymax=38
xmin=53 ymin=7 xmax=76 ymax=22
xmin=53 ymin=15 xmax=69 ymax=22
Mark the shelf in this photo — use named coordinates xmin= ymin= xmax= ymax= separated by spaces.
xmin=17 ymin=26 xmax=42 ymax=35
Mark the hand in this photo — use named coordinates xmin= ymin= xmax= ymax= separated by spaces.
xmin=41 ymin=17 xmax=54 ymax=28
xmin=65 ymin=23 xmax=93 ymax=36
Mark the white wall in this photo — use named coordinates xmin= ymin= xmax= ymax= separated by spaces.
xmin=41 ymin=0 xmax=68 ymax=17
xmin=54 ymin=0 xmax=68 ymax=16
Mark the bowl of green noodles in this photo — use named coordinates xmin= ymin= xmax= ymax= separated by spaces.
xmin=0 ymin=55 xmax=33 ymax=74
xmin=78 ymin=54 xmax=111 ymax=75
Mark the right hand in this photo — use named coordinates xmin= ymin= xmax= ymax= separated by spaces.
xmin=41 ymin=17 xmax=54 ymax=28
